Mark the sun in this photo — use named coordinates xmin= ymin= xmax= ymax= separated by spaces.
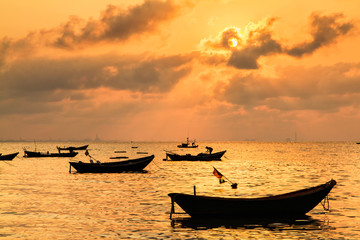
xmin=228 ymin=38 xmax=238 ymax=48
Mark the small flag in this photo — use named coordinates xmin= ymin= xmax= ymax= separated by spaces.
xmin=213 ymin=167 xmax=226 ymax=184
xmin=85 ymin=150 xmax=89 ymax=156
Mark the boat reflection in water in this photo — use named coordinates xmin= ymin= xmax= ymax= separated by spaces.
xmin=170 ymin=215 xmax=331 ymax=231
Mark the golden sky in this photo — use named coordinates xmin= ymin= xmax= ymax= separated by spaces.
xmin=1 ymin=0 xmax=360 ymax=141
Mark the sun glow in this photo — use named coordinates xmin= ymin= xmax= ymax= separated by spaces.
xmin=229 ymin=38 xmax=238 ymax=48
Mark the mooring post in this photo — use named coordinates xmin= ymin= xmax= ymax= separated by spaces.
xmin=69 ymin=164 xmax=71 ymax=173
xmin=193 ymin=185 xmax=196 ymax=196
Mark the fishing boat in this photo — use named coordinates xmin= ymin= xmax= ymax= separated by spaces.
xmin=23 ymin=149 xmax=78 ymax=158
xmin=109 ymin=156 xmax=129 ymax=159
xmin=0 ymin=152 xmax=19 ymax=161
xmin=69 ymin=155 xmax=155 ymax=173
xmin=57 ymin=145 xmax=88 ymax=151
xmin=168 ymin=180 xmax=336 ymax=219
xmin=177 ymin=138 xmax=198 ymax=148
xmin=165 ymin=150 xmax=226 ymax=161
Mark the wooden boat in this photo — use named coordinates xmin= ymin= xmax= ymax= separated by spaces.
xmin=24 ymin=150 xmax=78 ymax=158
xmin=0 ymin=152 xmax=19 ymax=161
xmin=57 ymin=145 xmax=88 ymax=151
xmin=69 ymin=155 xmax=155 ymax=173
xmin=165 ymin=150 xmax=226 ymax=161
xmin=169 ymin=180 xmax=336 ymax=219
xmin=177 ymin=137 xmax=198 ymax=148
xmin=109 ymin=156 xmax=129 ymax=159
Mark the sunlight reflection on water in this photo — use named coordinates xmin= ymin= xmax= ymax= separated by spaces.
xmin=0 ymin=141 xmax=359 ymax=239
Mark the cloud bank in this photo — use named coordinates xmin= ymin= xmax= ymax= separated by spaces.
xmin=0 ymin=0 xmax=358 ymax=141
xmin=216 ymin=62 xmax=360 ymax=112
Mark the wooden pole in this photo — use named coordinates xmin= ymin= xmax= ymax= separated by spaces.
xmin=214 ymin=166 xmax=237 ymax=189
xmin=69 ymin=163 xmax=71 ymax=173
xmin=193 ymin=185 xmax=196 ymax=196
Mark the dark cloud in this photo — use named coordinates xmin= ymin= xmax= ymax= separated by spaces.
xmin=228 ymin=37 xmax=282 ymax=69
xmin=54 ymin=0 xmax=179 ymax=48
xmin=286 ymin=12 xmax=354 ymax=57
xmin=0 ymin=53 xmax=193 ymax=102
xmin=107 ymin=54 xmax=194 ymax=92
xmin=216 ymin=63 xmax=360 ymax=112
xmin=202 ymin=13 xmax=354 ymax=69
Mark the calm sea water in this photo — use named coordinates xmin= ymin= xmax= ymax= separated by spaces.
xmin=1 ymin=141 xmax=359 ymax=239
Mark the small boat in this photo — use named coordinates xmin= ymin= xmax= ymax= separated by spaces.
xmin=168 ymin=180 xmax=336 ymax=219
xmin=114 ymin=151 xmax=127 ymax=153
xmin=177 ymin=138 xmax=198 ymax=148
xmin=57 ymin=145 xmax=88 ymax=151
xmin=69 ymin=155 xmax=155 ymax=173
xmin=165 ymin=150 xmax=226 ymax=161
xmin=0 ymin=152 xmax=19 ymax=161
xmin=23 ymin=150 xmax=78 ymax=158
xmin=109 ymin=156 xmax=129 ymax=159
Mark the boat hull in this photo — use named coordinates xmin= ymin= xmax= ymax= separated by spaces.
xmin=0 ymin=152 xmax=19 ymax=161
xmin=177 ymin=145 xmax=198 ymax=148
xmin=24 ymin=150 xmax=78 ymax=158
xmin=166 ymin=151 xmax=226 ymax=161
xmin=169 ymin=180 xmax=336 ymax=218
xmin=57 ymin=145 xmax=88 ymax=151
xmin=69 ymin=155 xmax=155 ymax=173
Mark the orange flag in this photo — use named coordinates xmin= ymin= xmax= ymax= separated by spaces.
xmin=213 ymin=167 xmax=226 ymax=184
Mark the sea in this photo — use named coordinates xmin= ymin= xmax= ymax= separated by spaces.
xmin=1 ymin=141 xmax=359 ymax=239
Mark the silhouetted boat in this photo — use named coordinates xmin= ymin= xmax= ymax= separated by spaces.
xmin=23 ymin=150 xmax=78 ymax=158
xmin=165 ymin=150 xmax=226 ymax=161
xmin=57 ymin=145 xmax=88 ymax=151
xmin=0 ymin=152 xmax=19 ymax=161
xmin=177 ymin=138 xmax=198 ymax=148
xmin=168 ymin=180 xmax=336 ymax=219
xmin=109 ymin=156 xmax=129 ymax=159
xmin=69 ymin=155 xmax=155 ymax=173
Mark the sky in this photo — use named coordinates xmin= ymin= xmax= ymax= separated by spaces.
xmin=1 ymin=0 xmax=360 ymax=142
